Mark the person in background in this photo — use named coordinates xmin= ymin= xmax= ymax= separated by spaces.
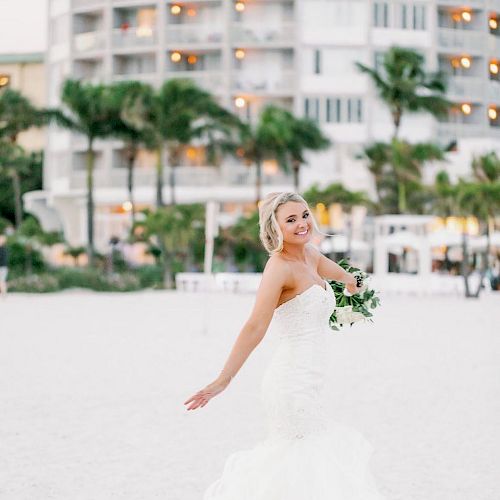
xmin=0 ymin=234 xmax=8 ymax=298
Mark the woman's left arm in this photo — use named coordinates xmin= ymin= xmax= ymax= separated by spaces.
xmin=313 ymin=247 xmax=359 ymax=295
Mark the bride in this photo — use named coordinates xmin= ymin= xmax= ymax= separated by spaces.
xmin=184 ymin=191 xmax=386 ymax=499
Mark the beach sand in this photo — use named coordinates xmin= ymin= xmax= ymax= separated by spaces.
xmin=0 ymin=289 xmax=499 ymax=500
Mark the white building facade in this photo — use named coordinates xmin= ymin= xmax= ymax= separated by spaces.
xmin=31 ymin=0 xmax=500 ymax=250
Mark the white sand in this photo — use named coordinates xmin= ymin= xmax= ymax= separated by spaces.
xmin=0 ymin=289 xmax=499 ymax=500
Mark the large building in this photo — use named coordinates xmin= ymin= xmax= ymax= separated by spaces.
xmin=31 ymin=0 xmax=500 ymax=250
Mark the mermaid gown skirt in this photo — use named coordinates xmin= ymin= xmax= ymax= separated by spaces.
xmin=203 ymin=281 xmax=386 ymax=499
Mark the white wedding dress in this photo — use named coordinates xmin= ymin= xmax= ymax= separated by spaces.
xmin=203 ymin=280 xmax=386 ymax=500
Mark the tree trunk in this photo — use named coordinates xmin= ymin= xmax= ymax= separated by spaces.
xmin=255 ymin=160 xmax=262 ymax=208
xmin=392 ymin=108 xmax=401 ymax=139
xmin=397 ymin=180 xmax=407 ymax=214
xmin=159 ymin=239 xmax=174 ymax=289
xmin=169 ymin=165 xmax=176 ymax=206
xmin=156 ymin=147 xmax=164 ymax=208
xmin=461 ymin=230 xmax=473 ymax=298
xmin=292 ymin=161 xmax=300 ymax=192
xmin=126 ymin=146 xmax=137 ymax=225
xmin=11 ymin=170 xmax=23 ymax=229
xmin=472 ymin=221 xmax=491 ymax=298
xmin=86 ymin=141 xmax=95 ymax=267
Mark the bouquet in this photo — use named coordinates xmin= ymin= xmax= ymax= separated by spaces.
xmin=326 ymin=259 xmax=381 ymax=331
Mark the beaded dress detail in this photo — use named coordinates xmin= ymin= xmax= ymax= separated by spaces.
xmin=203 ymin=280 xmax=386 ymax=500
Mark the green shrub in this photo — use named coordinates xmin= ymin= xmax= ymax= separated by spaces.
xmin=8 ymin=274 xmax=59 ymax=293
xmin=134 ymin=265 xmax=164 ymax=289
xmin=53 ymin=267 xmax=141 ymax=292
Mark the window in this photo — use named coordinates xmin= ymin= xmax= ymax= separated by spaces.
xmin=374 ymin=51 xmax=385 ymax=72
xmin=373 ymin=2 xmax=389 ymax=28
xmin=413 ymin=5 xmax=426 ymax=30
xmin=375 ymin=2 xmax=426 ymax=30
xmin=305 ymin=96 xmax=363 ymax=124
xmin=305 ymin=97 xmax=320 ymax=122
xmin=314 ymin=49 xmax=322 ymax=75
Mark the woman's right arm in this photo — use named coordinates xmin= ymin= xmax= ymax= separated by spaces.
xmin=183 ymin=257 xmax=288 ymax=411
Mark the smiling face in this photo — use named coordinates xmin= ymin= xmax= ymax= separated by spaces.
xmin=275 ymin=201 xmax=313 ymax=247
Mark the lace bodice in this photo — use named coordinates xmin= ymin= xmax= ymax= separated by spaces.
xmin=260 ymin=281 xmax=336 ymax=441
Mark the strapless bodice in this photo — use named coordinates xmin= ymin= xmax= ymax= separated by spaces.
xmin=272 ymin=280 xmax=336 ymax=340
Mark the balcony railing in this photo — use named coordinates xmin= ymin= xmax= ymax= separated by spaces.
xmin=231 ymin=70 xmax=294 ymax=94
xmin=231 ymin=23 xmax=295 ymax=45
xmin=165 ymin=70 xmax=225 ymax=91
xmin=70 ymin=164 xmax=289 ymax=189
xmin=436 ymin=0 xmax=485 ymax=6
xmin=74 ymin=31 xmax=105 ymax=53
xmin=487 ymin=81 xmax=500 ymax=101
xmin=112 ymin=28 xmax=157 ymax=49
xmin=446 ymin=76 xmax=484 ymax=99
xmin=165 ymin=25 xmax=224 ymax=45
xmin=437 ymin=122 xmax=485 ymax=140
xmin=437 ymin=28 xmax=485 ymax=52
xmin=73 ymin=0 xmax=105 ymax=8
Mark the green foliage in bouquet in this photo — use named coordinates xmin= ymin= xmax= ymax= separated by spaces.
xmin=327 ymin=259 xmax=381 ymax=331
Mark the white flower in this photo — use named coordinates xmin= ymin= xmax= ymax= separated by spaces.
xmin=335 ymin=306 xmax=366 ymax=325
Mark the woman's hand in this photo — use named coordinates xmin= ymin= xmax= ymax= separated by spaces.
xmin=344 ymin=273 xmax=359 ymax=295
xmin=183 ymin=377 xmax=230 ymax=411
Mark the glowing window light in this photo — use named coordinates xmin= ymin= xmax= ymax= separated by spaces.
xmin=171 ymin=51 xmax=182 ymax=62
xmin=235 ymin=1 xmax=245 ymax=12
xmin=0 ymin=75 xmax=10 ymax=87
xmin=187 ymin=55 xmax=198 ymax=65
xmin=450 ymin=58 xmax=460 ymax=69
xmin=234 ymin=49 xmax=246 ymax=60
xmin=488 ymin=107 xmax=498 ymax=120
xmin=234 ymin=97 xmax=246 ymax=108
xmin=461 ymin=11 xmax=472 ymax=22
xmin=460 ymin=56 xmax=471 ymax=68
xmin=461 ymin=103 xmax=472 ymax=115
xmin=122 ymin=201 xmax=133 ymax=212
xmin=187 ymin=8 xmax=196 ymax=17
xmin=489 ymin=17 xmax=498 ymax=29
xmin=171 ymin=5 xmax=181 ymax=15
xmin=490 ymin=61 xmax=499 ymax=74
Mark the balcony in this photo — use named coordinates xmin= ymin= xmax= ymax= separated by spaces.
xmin=112 ymin=27 xmax=157 ymax=49
xmin=231 ymin=23 xmax=295 ymax=47
xmin=436 ymin=0 xmax=485 ymax=5
xmin=70 ymin=164 xmax=289 ymax=189
xmin=165 ymin=25 xmax=224 ymax=46
xmin=446 ymin=76 xmax=484 ymax=99
xmin=487 ymin=81 xmax=500 ymax=100
xmin=437 ymin=122 xmax=485 ymax=140
xmin=231 ymin=70 xmax=294 ymax=95
xmin=73 ymin=0 xmax=105 ymax=9
xmin=74 ymin=31 xmax=105 ymax=53
xmin=437 ymin=28 xmax=485 ymax=53
xmin=165 ymin=70 xmax=225 ymax=92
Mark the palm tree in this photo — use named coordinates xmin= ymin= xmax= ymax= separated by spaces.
xmin=108 ymin=80 xmax=154 ymax=225
xmin=0 ymin=142 xmax=33 ymax=228
xmin=278 ymin=110 xmax=331 ymax=192
xmin=355 ymin=46 xmax=452 ymax=139
xmin=358 ymin=139 xmax=445 ymax=214
xmin=237 ymin=105 xmax=299 ymax=207
xmin=52 ymin=80 xmax=115 ymax=265
xmin=0 ymin=89 xmax=51 ymax=228
xmin=0 ymin=88 xmax=48 ymax=142
xmin=140 ymin=203 xmax=205 ymax=288
xmin=303 ymin=183 xmax=369 ymax=258
xmin=124 ymin=79 xmax=238 ymax=207
xmin=433 ymin=171 xmax=500 ymax=298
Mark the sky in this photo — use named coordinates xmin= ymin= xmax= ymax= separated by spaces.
xmin=0 ymin=0 xmax=47 ymax=54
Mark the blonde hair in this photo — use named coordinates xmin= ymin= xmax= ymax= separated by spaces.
xmin=258 ymin=191 xmax=322 ymax=255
